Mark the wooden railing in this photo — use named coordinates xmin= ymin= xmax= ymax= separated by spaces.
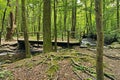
xmin=17 ymin=31 xmax=81 ymax=48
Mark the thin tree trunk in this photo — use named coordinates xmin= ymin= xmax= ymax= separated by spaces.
xmin=43 ymin=0 xmax=53 ymax=53
xmin=54 ymin=0 xmax=57 ymax=51
xmin=21 ymin=0 xmax=31 ymax=58
xmin=6 ymin=0 xmax=16 ymax=41
xmin=38 ymin=14 xmax=41 ymax=33
xmin=37 ymin=2 xmax=42 ymax=43
xmin=15 ymin=0 xmax=18 ymax=25
xmin=85 ymin=1 xmax=89 ymax=35
xmin=103 ymin=0 xmax=106 ymax=30
xmin=71 ymin=0 xmax=77 ymax=38
xmin=0 ymin=1 xmax=9 ymax=45
xmin=59 ymin=11 xmax=63 ymax=41
xmin=38 ymin=2 xmax=42 ymax=33
xmin=15 ymin=0 xmax=19 ymax=40
xmin=117 ymin=0 xmax=119 ymax=28
xmin=95 ymin=0 xmax=104 ymax=80
xmin=89 ymin=0 xmax=93 ymax=34
xmin=63 ymin=0 xmax=67 ymax=32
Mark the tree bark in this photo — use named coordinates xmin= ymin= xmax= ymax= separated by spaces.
xmin=38 ymin=1 xmax=42 ymax=33
xmin=15 ymin=0 xmax=19 ymax=40
xmin=71 ymin=0 xmax=77 ymax=38
xmin=89 ymin=0 xmax=93 ymax=34
xmin=0 ymin=1 xmax=9 ymax=45
xmin=15 ymin=0 xmax=18 ymax=25
xmin=95 ymin=0 xmax=104 ymax=80
xmin=85 ymin=1 xmax=89 ymax=35
xmin=43 ymin=0 xmax=53 ymax=53
xmin=117 ymin=0 xmax=119 ymax=28
xmin=54 ymin=0 xmax=57 ymax=51
xmin=103 ymin=0 xmax=106 ymax=31
xmin=63 ymin=0 xmax=67 ymax=32
xmin=5 ymin=0 xmax=16 ymax=41
xmin=21 ymin=0 xmax=31 ymax=58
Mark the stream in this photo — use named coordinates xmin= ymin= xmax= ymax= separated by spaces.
xmin=80 ymin=38 xmax=96 ymax=48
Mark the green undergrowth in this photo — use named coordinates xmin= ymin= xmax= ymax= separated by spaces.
xmin=44 ymin=49 xmax=96 ymax=79
xmin=46 ymin=57 xmax=59 ymax=79
xmin=0 ymin=49 xmax=115 ymax=79
xmin=71 ymin=58 xmax=115 ymax=80
xmin=14 ymin=49 xmax=96 ymax=79
xmin=0 ymin=69 xmax=13 ymax=80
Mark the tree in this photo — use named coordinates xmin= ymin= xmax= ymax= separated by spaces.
xmin=54 ymin=0 xmax=57 ymax=51
xmin=95 ymin=0 xmax=104 ymax=80
xmin=15 ymin=0 xmax=19 ymax=40
xmin=15 ymin=0 xmax=18 ymax=25
xmin=0 ymin=0 xmax=8 ymax=45
xmin=89 ymin=0 xmax=93 ymax=33
xmin=21 ymin=0 xmax=31 ymax=58
xmin=43 ymin=0 xmax=53 ymax=53
xmin=38 ymin=1 xmax=42 ymax=33
xmin=84 ymin=0 xmax=89 ymax=35
xmin=117 ymin=0 xmax=119 ymax=28
xmin=71 ymin=0 xmax=77 ymax=38
xmin=6 ymin=0 xmax=16 ymax=41
xmin=63 ymin=0 xmax=67 ymax=32
xmin=103 ymin=0 xmax=106 ymax=30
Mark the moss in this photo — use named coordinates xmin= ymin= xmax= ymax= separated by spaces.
xmin=109 ymin=42 xmax=120 ymax=49
xmin=46 ymin=58 xmax=59 ymax=79
xmin=0 ymin=70 xmax=13 ymax=80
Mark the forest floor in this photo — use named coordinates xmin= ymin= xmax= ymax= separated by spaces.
xmin=0 ymin=40 xmax=120 ymax=80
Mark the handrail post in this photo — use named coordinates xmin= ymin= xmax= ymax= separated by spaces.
xmin=37 ymin=32 xmax=40 ymax=46
xmin=67 ymin=30 xmax=70 ymax=48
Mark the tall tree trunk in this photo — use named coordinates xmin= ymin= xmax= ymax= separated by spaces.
xmin=0 ymin=1 xmax=9 ymax=45
xmin=15 ymin=0 xmax=18 ymax=25
xmin=117 ymin=0 xmax=119 ymax=28
xmin=15 ymin=0 xmax=19 ymax=40
xmin=43 ymin=0 xmax=53 ymax=53
xmin=21 ymin=0 xmax=31 ymax=58
xmin=95 ymin=0 xmax=104 ymax=80
xmin=38 ymin=1 xmax=42 ymax=33
xmin=54 ymin=0 xmax=57 ymax=51
xmin=59 ymin=11 xmax=63 ymax=41
xmin=37 ymin=2 xmax=42 ymax=46
xmin=63 ymin=0 xmax=67 ymax=32
xmin=103 ymin=0 xmax=106 ymax=31
xmin=6 ymin=0 xmax=16 ymax=41
xmin=71 ymin=0 xmax=77 ymax=38
xmin=89 ymin=0 xmax=93 ymax=34
xmin=38 ymin=13 xmax=41 ymax=33
xmin=85 ymin=1 xmax=89 ymax=35
xmin=32 ymin=7 xmax=35 ymax=36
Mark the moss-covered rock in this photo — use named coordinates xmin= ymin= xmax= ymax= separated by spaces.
xmin=108 ymin=42 xmax=120 ymax=49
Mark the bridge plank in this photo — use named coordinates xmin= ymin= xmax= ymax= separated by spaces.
xmin=18 ymin=40 xmax=80 ymax=50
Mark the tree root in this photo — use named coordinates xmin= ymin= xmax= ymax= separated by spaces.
xmin=72 ymin=70 xmax=82 ymax=80
xmin=104 ymin=54 xmax=120 ymax=60
xmin=71 ymin=58 xmax=116 ymax=80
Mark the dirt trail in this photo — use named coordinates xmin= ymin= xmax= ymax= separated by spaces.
xmin=104 ymin=49 xmax=120 ymax=80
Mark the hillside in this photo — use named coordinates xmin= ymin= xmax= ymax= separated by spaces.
xmin=0 ymin=47 xmax=120 ymax=80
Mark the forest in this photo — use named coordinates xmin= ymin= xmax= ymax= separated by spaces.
xmin=0 ymin=0 xmax=120 ymax=80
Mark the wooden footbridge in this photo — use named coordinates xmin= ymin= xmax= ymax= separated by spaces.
xmin=17 ymin=31 xmax=81 ymax=49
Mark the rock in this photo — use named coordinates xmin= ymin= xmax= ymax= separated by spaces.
xmin=108 ymin=42 xmax=120 ymax=49
xmin=4 ymin=60 xmax=12 ymax=63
